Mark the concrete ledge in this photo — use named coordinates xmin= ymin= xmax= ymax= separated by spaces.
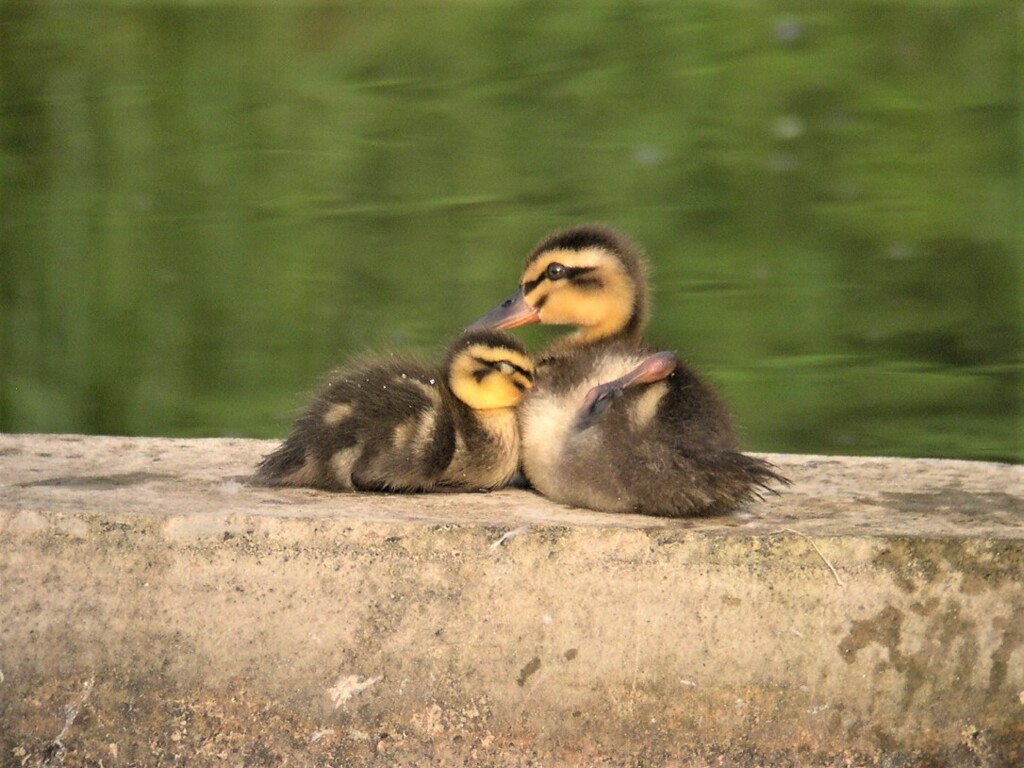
xmin=1 ymin=434 xmax=1022 ymax=767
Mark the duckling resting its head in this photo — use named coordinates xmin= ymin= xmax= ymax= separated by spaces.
xmin=256 ymin=329 xmax=535 ymax=492
xmin=514 ymin=339 xmax=784 ymax=516
xmin=472 ymin=224 xmax=785 ymax=517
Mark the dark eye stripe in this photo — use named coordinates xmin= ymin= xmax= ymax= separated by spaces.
xmin=573 ymin=275 xmax=604 ymax=289
xmin=566 ymin=266 xmax=598 ymax=281
xmin=471 ymin=356 xmax=535 ymax=382
xmin=523 ymin=275 xmax=544 ymax=296
xmin=509 ymin=364 xmax=534 ymax=381
xmin=524 ymin=265 xmax=597 ymax=297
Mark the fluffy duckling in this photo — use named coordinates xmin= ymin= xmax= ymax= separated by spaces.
xmin=256 ymin=329 xmax=535 ymax=492
xmin=472 ymin=224 xmax=784 ymax=516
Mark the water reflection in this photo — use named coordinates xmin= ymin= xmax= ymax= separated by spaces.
xmin=0 ymin=2 xmax=1019 ymax=462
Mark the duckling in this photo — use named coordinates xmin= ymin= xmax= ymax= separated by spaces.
xmin=255 ymin=329 xmax=535 ymax=493
xmin=472 ymin=224 xmax=784 ymax=516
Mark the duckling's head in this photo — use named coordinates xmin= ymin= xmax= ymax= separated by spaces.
xmin=445 ymin=329 xmax=536 ymax=411
xmin=473 ymin=225 xmax=649 ymax=344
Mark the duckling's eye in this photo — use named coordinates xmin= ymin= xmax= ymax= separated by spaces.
xmin=495 ymin=361 xmax=514 ymax=376
xmin=545 ymin=262 xmax=567 ymax=281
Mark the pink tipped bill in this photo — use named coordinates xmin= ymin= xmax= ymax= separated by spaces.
xmin=468 ymin=289 xmax=541 ymax=331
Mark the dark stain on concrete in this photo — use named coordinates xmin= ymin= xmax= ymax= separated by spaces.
xmin=840 ymin=606 xmax=904 ymax=666
xmin=17 ymin=472 xmax=171 ymax=489
xmin=988 ymin=615 xmax=1024 ymax=694
xmin=908 ymin=597 xmax=940 ymax=616
xmin=876 ymin=490 xmax=1023 ymax=517
xmin=872 ymin=539 xmax=1024 ymax=594
xmin=563 ymin=648 xmax=578 ymax=662
xmin=517 ymin=657 xmax=541 ymax=687
xmin=872 ymin=547 xmax=919 ymax=593
xmin=839 ymin=597 xmax=999 ymax=717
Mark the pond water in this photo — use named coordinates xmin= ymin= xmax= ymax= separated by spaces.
xmin=1 ymin=2 xmax=1020 ymax=462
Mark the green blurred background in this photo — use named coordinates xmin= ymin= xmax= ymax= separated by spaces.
xmin=1 ymin=1 xmax=1020 ymax=462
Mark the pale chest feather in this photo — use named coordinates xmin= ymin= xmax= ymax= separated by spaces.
xmin=519 ymin=388 xmax=582 ymax=484
xmin=519 ymin=350 xmax=664 ymax=487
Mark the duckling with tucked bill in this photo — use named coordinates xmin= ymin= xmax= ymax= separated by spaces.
xmin=256 ymin=329 xmax=535 ymax=492
xmin=472 ymin=224 xmax=785 ymax=516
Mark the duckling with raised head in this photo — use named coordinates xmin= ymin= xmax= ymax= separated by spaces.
xmin=256 ymin=329 xmax=535 ymax=492
xmin=472 ymin=224 xmax=784 ymax=516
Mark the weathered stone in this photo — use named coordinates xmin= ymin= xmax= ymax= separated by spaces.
xmin=1 ymin=433 xmax=1021 ymax=766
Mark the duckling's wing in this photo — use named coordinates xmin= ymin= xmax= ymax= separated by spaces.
xmin=343 ymin=368 xmax=460 ymax=492
xmin=574 ymin=351 xmax=679 ymax=431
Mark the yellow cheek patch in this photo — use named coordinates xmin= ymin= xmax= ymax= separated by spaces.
xmin=448 ymin=344 xmax=536 ymax=411
xmin=453 ymin=373 xmax=524 ymax=410
xmin=523 ymin=248 xmax=636 ymax=339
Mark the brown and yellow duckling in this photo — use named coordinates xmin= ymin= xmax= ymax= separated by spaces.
xmin=256 ymin=329 xmax=535 ymax=492
xmin=472 ymin=224 xmax=785 ymax=516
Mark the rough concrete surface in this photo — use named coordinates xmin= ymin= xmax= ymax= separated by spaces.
xmin=0 ymin=433 xmax=1022 ymax=767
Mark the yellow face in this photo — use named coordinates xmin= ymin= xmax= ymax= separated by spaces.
xmin=449 ymin=343 xmax=536 ymax=410
xmin=520 ymin=246 xmax=639 ymax=342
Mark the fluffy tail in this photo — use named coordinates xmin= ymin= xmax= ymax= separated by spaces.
xmin=660 ymin=450 xmax=788 ymax=517
xmin=254 ymin=437 xmax=309 ymax=486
